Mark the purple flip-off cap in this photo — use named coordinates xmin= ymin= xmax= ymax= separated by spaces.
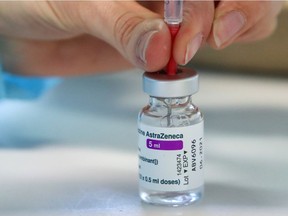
xmin=147 ymin=139 xmax=183 ymax=150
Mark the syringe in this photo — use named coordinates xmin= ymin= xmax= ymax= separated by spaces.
xmin=164 ymin=0 xmax=183 ymax=75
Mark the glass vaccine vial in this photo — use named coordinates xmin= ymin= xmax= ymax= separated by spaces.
xmin=138 ymin=68 xmax=204 ymax=206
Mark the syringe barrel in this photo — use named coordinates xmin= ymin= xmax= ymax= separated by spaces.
xmin=164 ymin=0 xmax=183 ymax=25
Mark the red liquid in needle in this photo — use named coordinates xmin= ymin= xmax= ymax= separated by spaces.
xmin=166 ymin=25 xmax=180 ymax=75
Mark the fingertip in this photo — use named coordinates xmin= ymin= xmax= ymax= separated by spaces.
xmin=212 ymin=10 xmax=246 ymax=49
xmin=173 ymin=27 xmax=204 ymax=66
xmin=172 ymin=1 xmax=214 ymax=65
xmin=183 ymin=32 xmax=204 ymax=65
xmin=141 ymin=21 xmax=171 ymax=72
xmin=207 ymin=32 xmax=225 ymax=50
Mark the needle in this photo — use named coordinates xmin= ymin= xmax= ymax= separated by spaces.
xmin=164 ymin=0 xmax=183 ymax=75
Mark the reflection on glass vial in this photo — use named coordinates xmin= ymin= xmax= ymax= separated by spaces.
xmin=138 ymin=68 xmax=204 ymax=206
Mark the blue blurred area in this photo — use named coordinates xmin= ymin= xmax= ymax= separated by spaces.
xmin=0 ymin=68 xmax=4 ymax=99
xmin=0 ymin=65 xmax=61 ymax=99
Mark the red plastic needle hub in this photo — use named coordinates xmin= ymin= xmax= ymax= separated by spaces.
xmin=166 ymin=24 xmax=180 ymax=75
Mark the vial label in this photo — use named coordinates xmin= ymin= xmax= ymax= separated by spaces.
xmin=138 ymin=121 xmax=204 ymax=191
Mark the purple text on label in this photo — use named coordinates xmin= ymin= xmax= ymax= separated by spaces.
xmin=146 ymin=139 xmax=183 ymax=150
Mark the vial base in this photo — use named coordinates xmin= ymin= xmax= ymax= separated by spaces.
xmin=139 ymin=185 xmax=203 ymax=207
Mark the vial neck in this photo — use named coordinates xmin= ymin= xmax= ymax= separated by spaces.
xmin=149 ymin=96 xmax=192 ymax=107
xmin=148 ymin=96 xmax=194 ymax=127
